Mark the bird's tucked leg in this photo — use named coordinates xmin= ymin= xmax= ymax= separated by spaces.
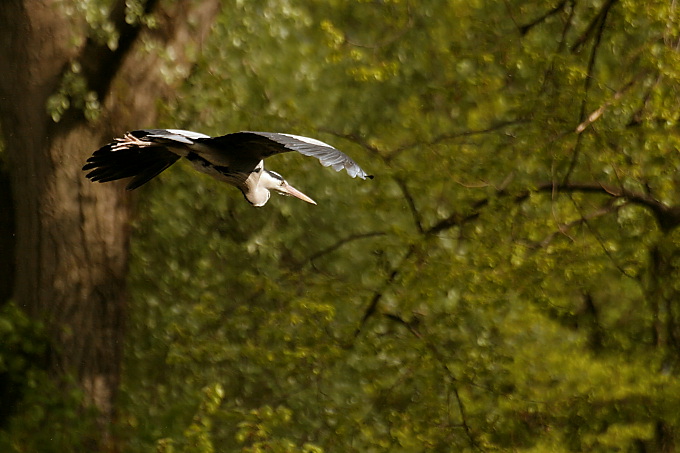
xmin=112 ymin=133 xmax=154 ymax=152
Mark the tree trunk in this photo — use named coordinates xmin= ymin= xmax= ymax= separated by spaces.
xmin=0 ymin=0 xmax=219 ymax=450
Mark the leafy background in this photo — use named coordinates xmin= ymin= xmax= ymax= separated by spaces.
xmin=4 ymin=0 xmax=680 ymax=451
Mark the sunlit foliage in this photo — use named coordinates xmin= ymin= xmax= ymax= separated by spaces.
xmin=8 ymin=0 xmax=680 ymax=451
xmin=119 ymin=0 xmax=680 ymax=451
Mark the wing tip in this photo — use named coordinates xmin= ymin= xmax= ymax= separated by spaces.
xmin=346 ymin=166 xmax=373 ymax=180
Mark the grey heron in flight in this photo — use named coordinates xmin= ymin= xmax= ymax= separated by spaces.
xmin=83 ymin=129 xmax=371 ymax=206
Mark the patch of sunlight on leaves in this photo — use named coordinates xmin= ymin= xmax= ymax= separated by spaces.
xmin=583 ymin=422 xmax=655 ymax=450
xmin=117 ymin=1 xmax=680 ymax=452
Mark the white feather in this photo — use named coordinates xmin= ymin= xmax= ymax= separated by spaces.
xmin=280 ymin=133 xmax=335 ymax=149
xmin=164 ymin=129 xmax=211 ymax=139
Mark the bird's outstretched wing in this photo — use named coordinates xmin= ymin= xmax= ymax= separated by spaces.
xmin=83 ymin=129 xmax=372 ymax=190
xmin=199 ymin=131 xmax=373 ymax=179
xmin=82 ymin=130 xmax=193 ymax=190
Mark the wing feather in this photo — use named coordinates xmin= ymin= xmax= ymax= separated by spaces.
xmin=83 ymin=130 xmax=182 ymax=190
xmin=198 ymin=131 xmax=372 ymax=179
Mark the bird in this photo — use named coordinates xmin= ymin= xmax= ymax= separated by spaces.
xmin=82 ymin=129 xmax=372 ymax=206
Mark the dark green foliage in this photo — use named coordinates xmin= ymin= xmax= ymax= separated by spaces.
xmin=6 ymin=0 xmax=680 ymax=451
xmin=117 ymin=1 xmax=680 ymax=451
xmin=0 ymin=303 xmax=98 ymax=452
xmin=0 ymin=303 xmax=44 ymax=429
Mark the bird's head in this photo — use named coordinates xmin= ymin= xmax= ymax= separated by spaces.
xmin=250 ymin=169 xmax=317 ymax=207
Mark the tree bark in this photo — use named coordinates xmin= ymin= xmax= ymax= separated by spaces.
xmin=0 ymin=0 xmax=219 ymax=450
xmin=0 ymin=164 xmax=14 ymax=306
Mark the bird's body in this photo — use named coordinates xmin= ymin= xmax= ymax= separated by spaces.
xmin=83 ymin=129 xmax=371 ymax=206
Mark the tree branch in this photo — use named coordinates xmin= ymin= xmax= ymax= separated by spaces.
xmin=563 ymin=0 xmax=618 ymax=183
xmin=427 ymin=179 xmax=680 ymax=238
xmin=571 ymin=0 xmax=619 ymax=53
xmin=354 ymin=245 xmax=415 ymax=337
xmin=524 ymin=200 xmax=620 ymax=249
xmin=395 ymin=178 xmax=424 ymax=234
xmin=535 ymin=181 xmax=680 ymax=231
xmin=567 ymin=195 xmax=639 ymax=279
xmin=518 ymin=0 xmax=569 ymax=36
xmin=574 ymin=76 xmax=639 ymax=134
xmin=319 ymin=129 xmax=384 ymax=157
xmin=382 ymin=312 xmax=480 ymax=450
xmin=298 ymin=231 xmax=387 ymax=269
xmin=385 ymin=119 xmax=526 ymax=163
xmin=426 ymin=197 xmax=489 ymax=236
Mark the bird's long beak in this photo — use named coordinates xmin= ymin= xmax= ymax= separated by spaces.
xmin=281 ymin=182 xmax=317 ymax=205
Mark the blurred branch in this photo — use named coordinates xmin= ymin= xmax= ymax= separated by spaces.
xmin=570 ymin=0 xmax=619 ymax=53
xmin=298 ymin=231 xmax=387 ymax=269
xmin=395 ymin=177 xmax=424 ymax=234
xmin=430 ymin=178 xmax=680 ymax=237
xmin=627 ymin=73 xmax=663 ymax=127
xmin=355 ymin=195 xmax=490 ymax=336
xmin=574 ymin=76 xmax=639 ymax=134
xmin=524 ymin=199 xmax=622 ymax=250
xmin=426 ymin=174 xmax=514 ymax=236
xmin=558 ymin=0 xmax=577 ymax=52
xmin=354 ymin=192 xmax=494 ymax=338
xmin=341 ymin=10 xmax=414 ymax=50
xmin=322 ymin=120 xmax=525 ymax=164
xmin=382 ymin=312 xmax=480 ymax=450
xmin=563 ymin=0 xmax=617 ymax=184
xmin=533 ymin=181 xmax=680 ymax=232
xmin=517 ymin=0 xmax=569 ymax=36
xmin=426 ymin=198 xmax=488 ymax=236
xmin=354 ymin=245 xmax=415 ymax=337
xmin=569 ymin=195 xmax=638 ymax=279
xmin=534 ymin=181 xmax=678 ymax=224
xmin=320 ymin=129 xmax=384 ymax=157
xmin=536 ymin=0 xmax=576 ymax=92
xmin=385 ymin=119 xmax=526 ymax=163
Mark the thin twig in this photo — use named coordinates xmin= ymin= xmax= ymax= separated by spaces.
xmin=526 ymin=200 xmax=622 ymax=250
xmin=566 ymin=194 xmax=637 ymax=279
xmin=395 ymin=178 xmax=424 ymax=234
xmin=563 ymin=0 xmax=617 ymax=184
xmin=299 ymin=232 xmax=387 ymax=269
xmin=382 ymin=313 xmax=480 ymax=450
xmin=570 ymin=0 xmax=619 ymax=53
xmin=386 ymin=119 xmax=526 ymax=163
xmin=518 ymin=0 xmax=569 ymax=36
xmin=318 ymin=129 xmax=384 ymax=157
xmin=574 ymin=77 xmax=639 ymax=134
xmin=354 ymin=245 xmax=416 ymax=337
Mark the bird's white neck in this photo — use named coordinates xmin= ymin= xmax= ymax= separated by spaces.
xmin=245 ymin=182 xmax=271 ymax=207
xmin=243 ymin=161 xmax=273 ymax=207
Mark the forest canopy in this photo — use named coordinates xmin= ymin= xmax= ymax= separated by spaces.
xmin=1 ymin=0 xmax=680 ymax=452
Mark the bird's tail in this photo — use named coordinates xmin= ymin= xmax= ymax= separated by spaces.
xmin=83 ymin=134 xmax=180 ymax=190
